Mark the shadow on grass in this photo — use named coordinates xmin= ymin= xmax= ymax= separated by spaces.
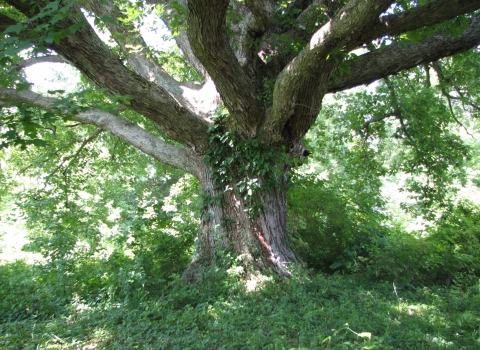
xmin=1 ymin=260 xmax=479 ymax=349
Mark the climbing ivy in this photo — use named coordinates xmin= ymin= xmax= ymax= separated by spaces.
xmin=204 ymin=110 xmax=286 ymax=217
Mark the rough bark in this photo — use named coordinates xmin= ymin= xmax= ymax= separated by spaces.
xmin=187 ymin=0 xmax=264 ymax=134
xmin=329 ymin=14 xmax=480 ymax=93
xmin=2 ymin=0 xmax=480 ymax=279
xmin=0 ymin=88 xmax=200 ymax=175
xmin=183 ymin=163 xmax=296 ymax=282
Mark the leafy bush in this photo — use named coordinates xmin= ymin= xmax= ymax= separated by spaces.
xmin=15 ymin=168 xmax=200 ymax=305
xmin=0 ymin=261 xmax=70 ymax=322
xmin=425 ymin=201 xmax=480 ymax=286
xmin=366 ymin=228 xmax=437 ymax=286
xmin=367 ymin=201 xmax=480 ymax=288
xmin=287 ymin=175 xmax=386 ymax=272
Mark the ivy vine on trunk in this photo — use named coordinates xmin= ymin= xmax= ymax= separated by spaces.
xmin=1 ymin=0 xmax=480 ymax=279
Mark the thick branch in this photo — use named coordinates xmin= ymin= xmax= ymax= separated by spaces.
xmin=265 ymin=0 xmax=393 ymax=144
xmin=82 ymin=0 xmax=221 ymax=118
xmin=82 ymin=0 xmax=180 ymax=88
xmin=366 ymin=0 xmax=480 ymax=43
xmin=9 ymin=55 xmax=69 ymax=72
xmin=265 ymin=1 xmax=334 ymax=64
xmin=187 ymin=0 xmax=263 ymax=134
xmin=244 ymin=0 xmax=276 ymax=33
xmin=5 ymin=0 xmax=209 ymax=148
xmin=328 ymin=15 xmax=480 ymax=93
xmin=266 ymin=0 xmax=480 ymax=87
xmin=0 ymin=88 xmax=200 ymax=176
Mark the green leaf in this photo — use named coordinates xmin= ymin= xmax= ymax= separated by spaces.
xmin=67 ymin=20 xmax=87 ymax=34
xmin=30 ymin=139 xmax=48 ymax=147
xmin=4 ymin=22 xmax=24 ymax=34
xmin=44 ymin=1 xmax=60 ymax=12
xmin=15 ymin=83 xmax=33 ymax=91
xmin=100 ymin=15 xmax=117 ymax=25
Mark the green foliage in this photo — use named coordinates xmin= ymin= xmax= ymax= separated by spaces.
xmin=126 ymin=174 xmax=201 ymax=283
xmin=159 ymin=0 xmax=187 ymax=37
xmin=1 ymin=265 xmax=479 ymax=349
xmin=287 ymin=51 xmax=480 ymax=273
xmin=205 ymin=110 xmax=286 ymax=217
xmin=1 ymin=108 xmax=199 ymax=299
xmin=156 ymin=46 xmax=203 ymax=82
xmin=317 ymin=57 xmax=476 ymax=220
xmin=275 ymin=1 xmax=327 ymax=34
xmin=288 ymin=175 xmax=386 ymax=273
xmin=0 ymin=0 xmax=86 ymax=59
xmin=269 ymin=33 xmax=306 ymax=56
xmin=259 ymin=77 xmax=276 ymax=107
xmin=380 ymin=75 xmax=470 ymax=216
xmin=0 ymin=83 xmax=138 ymax=152
xmin=0 ymin=103 xmax=49 ymax=150
xmin=0 ymin=169 xmax=7 ymax=206
xmin=385 ymin=1 xmax=469 ymax=46
xmin=287 ymin=95 xmax=388 ymax=272
xmin=367 ymin=201 xmax=480 ymax=288
xmin=0 ymin=261 xmax=70 ymax=322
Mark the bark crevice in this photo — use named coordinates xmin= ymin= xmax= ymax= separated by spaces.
xmin=183 ymin=160 xmax=297 ymax=282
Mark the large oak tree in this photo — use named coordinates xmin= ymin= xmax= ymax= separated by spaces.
xmin=1 ymin=0 xmax=480 ymax=279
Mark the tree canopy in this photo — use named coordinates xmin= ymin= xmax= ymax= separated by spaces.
xmin=1 ymin=0 xmax=480 ymax=278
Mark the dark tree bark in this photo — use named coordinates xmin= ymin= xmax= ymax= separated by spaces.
xmin=2 ymin=0 xmax=480 ymax=279
xmin=183 ymin=164 xmax=297 ymax=281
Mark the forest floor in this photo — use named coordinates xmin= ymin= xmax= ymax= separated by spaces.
xmin=1 ymin=232 xmax=479 ymax=350
xmin=1 ymin=200 xmax=480 ymax=349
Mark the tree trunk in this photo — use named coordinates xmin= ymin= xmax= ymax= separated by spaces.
xmin=182 ymin=163 xmax=297 ymax=282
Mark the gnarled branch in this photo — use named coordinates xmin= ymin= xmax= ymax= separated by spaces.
xmin=5 ymin=0 xmax=210 ymax=148
xmin=0 ymin=88 xmax=200 ymax=176
xmin=365 ymin=0 xmax=480 ymax=44
xmin=82 ymin=0 xmax=222 ymax=123
xmin=82 ymin=0 xmax=180 ymax=89
xmin=328 ymin=14 xmax=480 ymax=93
xmin=264 ymin=0 xmax=394 ymax=144
xmin=187 ymin=0 xmax=263 ymax=134
xmin=8 ymin=55 xmax=69 ymax=72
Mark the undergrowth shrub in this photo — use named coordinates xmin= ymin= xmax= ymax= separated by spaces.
xmin=287 ymin=175 xmax=386 ymax=272
xmin=367 ymin=201 xmax=480 ymax=288
xmin=425 ymin=200 xmax=480 ymax=286
xmin=2 ymin=260 xmax=480 ymax=349
xmin=366 ymin=228 xmax=436 ymax=286
xmin=17 ymin=171 xmax=200 ymax=301
xmin=0 ymin=261 xmax=70 ymax=322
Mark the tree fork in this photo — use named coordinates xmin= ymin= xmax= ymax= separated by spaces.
xmin=2 ymin=0 xmax=480 ymax=281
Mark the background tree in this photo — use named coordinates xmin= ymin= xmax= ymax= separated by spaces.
xmin=1 ymin=0 xmax=480 ymax=279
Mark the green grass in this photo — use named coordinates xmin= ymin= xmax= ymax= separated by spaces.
xmin=1 ymin=260 xmax=479 ymax=349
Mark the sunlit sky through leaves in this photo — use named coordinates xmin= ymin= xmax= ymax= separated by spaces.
xmin=26 ymin=11 xmax=172 ymax=92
